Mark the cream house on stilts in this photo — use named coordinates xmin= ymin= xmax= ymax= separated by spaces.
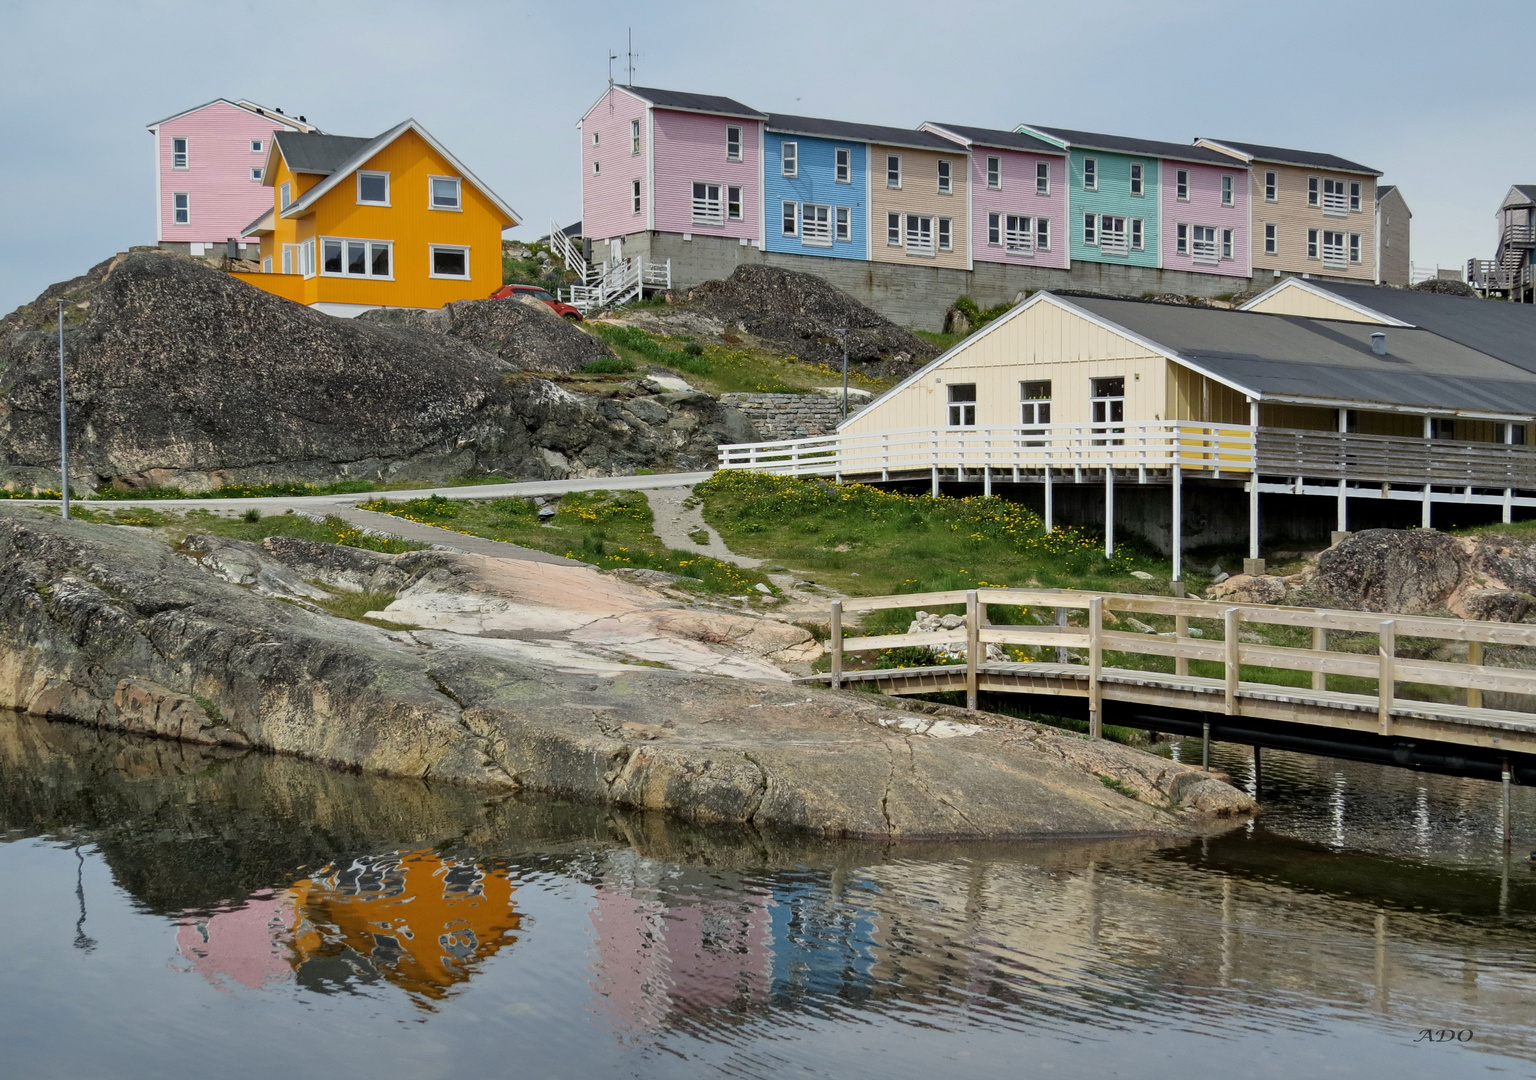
xmin=719 ymin=289 xmax=1536 ymax=579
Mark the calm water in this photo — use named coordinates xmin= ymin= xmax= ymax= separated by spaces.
xmin=2 ymin=714 xmax=1534 ymax=1079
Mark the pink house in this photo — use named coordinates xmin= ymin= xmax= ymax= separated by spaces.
xmin=923 ymin=123 xmax=1070 ymax=270
xmin=146 ymin=99 xmax=316 ymax=259
xmin=1160 ymin=159 xmax=1250 ymax=277
xmin=579 ymin=85 xmax=764 ymax=268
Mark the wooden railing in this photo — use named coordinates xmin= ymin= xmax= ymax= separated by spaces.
xmin=1256 ymin=429 xmax=1536 ymax=488
xmin=827 ymin=587 xmax=1536 ymax=738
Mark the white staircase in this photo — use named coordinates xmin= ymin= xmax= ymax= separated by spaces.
xmin=546 ymin=220 xmax=671 ymax=314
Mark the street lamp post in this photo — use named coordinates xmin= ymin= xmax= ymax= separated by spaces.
xmin=835 ymin=327 xmax=849 ymax=420
xmin=57 ymin=300 xmax=69 ymax=520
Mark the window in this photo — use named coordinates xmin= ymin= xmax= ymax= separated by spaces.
xmin=1323 ymin=178 xmax=1347 ymax=216
xmin=1100 ymin=215 xmax=1127 ymax=254
xmin=987 ymin=155 xmax=1001 ymax=189
xmin=1091 ymin=376 xmax=1125 ymax=444
xmin=172 ymin=192 xmax=189 ymax=224
xmin=430 ymin=245 xmax=469 ymax=278
xmin=1221 ymin=174 xmax=1234 ymax=206
xmin=1036 ymin=161 xmax=1050 ymax=195
xmin=300 ymin=238 xmax=316 ymax=278
xmin=835 ymin=147 xmax=851 ymax=183
xmin=1130 ymin=217 xmax=1144 ymax=251
xmin=937 ymin=217 xmax=952 ymax=251
xmin=357 ymin=171 xmax=389 ymax=205
xmin=1175 ymin=222 xmax=1188 ymax=255
xmin=262 ymin=256 xmax=272 ymax=273
xmin=250 ymin=139 xmax=263 ymax=153
xmin=781 ymin=142 xmax=797 ymax=177
xmin=1036 ymin=217 xmax=1050 ymax=250
xmin=1083 ymin=157 xmax=1097 ymax=190
xmin=726 ymin=126 xmax=741 ymax=161
xmin=1509 ymin=424 xmax=1528 ymax=446
xmin=1175 ymin=169 xmax=1189 ymax=200
xmin=429 ymin=176 xmax=461 ymax=211
xmin=282 ymin=245 xmax=293 ymax=274
xmin=1349 ymin=180 xmax=1362 ymax=212
xmin=250 ymin=167 xmax=263 ymax=181
xmin=802 ymin=203 xmax=831 ymax=246
xmin=727 ymin=185 xmax=742 ymax=221
xmin=1307 ymin=227 xmax=1319 ymax=258
xmin=1307 ymin=176 xmax=1319 ymax=207
xmin=632 ymin=179 xmax=642 ymax=215
xmin=1322 ymin=229 xmax=1347 ymax=267
xmin=835 ymin=206 xmax=850 ymax=241
xmin=172 ymin=137 xmax=188 ymax=169
xmin=1264 ymin=223 xmax=1277 ymax=254
xmin=692 ymin=181 xmax=722 ymax=225
xmin=1349 ymin=232 xmax=1361 ymax=263
xmin=887 ymin=154 xmax=901 ymax=188
xmin=1020 ymin=380 xmax=1052 ymax=428
xmin=887 ymin=212 xmax=901 ymax=246
xmin=1430 ymin=418 xmax=1456 ymax=441
xmin=321 ymin=237 xmax=392 ymax=278
xmin=988 ymin=212 xmax=1001 ymax=245
xmin=947 ymin=383 xmax=977 ymax=427
xmin=592 ymin=161 xmax=600 ymax=175
xmin=1005 ymin=214 xmax=1032 ymax=253
xmin=1221 ymin=227 xmax=1234 ymax=260
xmin=592 ymin=131 xmax=600 ymax=146
xmin=783 ymin=201 xmax=798 ymax=236
xmin=279 ymin=181 xmax=292 ymax=209
xmin=1265 ymin=171 xmax=1278 ymax=201
xmin=937 ymin=159 xmax=952 ymax=194
xmin=1191 ymin=225 xmax=1216 ymax=264
xmin=905 ymin=214 xmax=934 ymax=255
xmin=630 ymin=119 xmax=640 ymax=155
xmin=1130 ymin=162 xmax=1144 ymax=196
xmin=1084 ymin=211 xmax=1097 ymax=246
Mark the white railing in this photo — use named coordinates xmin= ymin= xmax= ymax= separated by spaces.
xmin=1100 ymin=234 xmax=1128 ymax=257
xmin=1191 ymin=238 xmax=1218 ymax=265
xmin=547 ymin=219 xmax=590 ymax=282
xmin=564 ymin=256 xmax=672 ymax=312
xmin=717 ymin=421 xmax=1256 ymax=478
xmin=692 ymin=199 xmax=723 ymax=226
xmin=1323 ymin=192 xmax=1349 ymax=217
xmin=1322 ymin=240 xmax=1347 ymax=269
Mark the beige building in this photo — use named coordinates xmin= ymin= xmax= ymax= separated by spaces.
xmin=867 ymin=136 xmax=969 ymax=271
xmin=1374 ymin=185 xmax=1411 ymax=286
xmin=1197 ymin=139 xmax=1379 ymax=284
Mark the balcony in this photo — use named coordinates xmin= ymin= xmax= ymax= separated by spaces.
xmin=1323 ymin=191 xmax=1349 ymax=217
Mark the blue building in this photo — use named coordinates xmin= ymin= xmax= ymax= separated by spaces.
xmin=763 ymin=114 xmax=870 ymax=261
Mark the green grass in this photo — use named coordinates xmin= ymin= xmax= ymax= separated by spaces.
xmin=359 ymin=489 xmax=775 ymax=596
xmin=308 ymin=585 xmax=418 ymax=631
xmin=70 ymin=505 xmax=427 ymax=554
xmin=914 ymin=330 xmax=965 ymax=352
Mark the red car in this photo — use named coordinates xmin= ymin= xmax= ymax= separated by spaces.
xmin=490 ymin=283 xmax=583 ymax=320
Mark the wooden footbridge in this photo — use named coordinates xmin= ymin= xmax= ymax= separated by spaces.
xmin=804 ymin=587 xmax=1536 ymax=791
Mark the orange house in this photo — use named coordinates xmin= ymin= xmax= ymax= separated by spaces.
xmin=235 ymin=119 xmax=519 ymax=315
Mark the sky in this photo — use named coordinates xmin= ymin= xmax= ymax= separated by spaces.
xmin=1 ymin=0 xmax=1531 ymax=313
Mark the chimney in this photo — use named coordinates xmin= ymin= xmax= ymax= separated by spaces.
xmin=1370 ymin=332 xmax=1387 ymax=356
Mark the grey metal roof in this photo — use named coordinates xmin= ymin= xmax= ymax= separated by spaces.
xmin=1025 ymin=125 xmax=1236 ymax=165
xmin=1302 ymin=281 xmax=1536 ymax=378
xmin=1508 ymin=184 xmax=1536 ymax=204
xmin=273 ymin=131 xmax=372 ymax=174
xmin=766 ymin=113 xmax=958 ymax=151
xmin=924 ymin=122 xmax=1065 ymax=155
xmin=1199 ymin=139 xmax=1379 ymax=175
xmin=1376 ymin=183 xmax=1395 ymax=200
xmin=1066 ymin=294 xmax=1536 ymax=416
xmin=620 ymin=85 xmax=765 ymax=119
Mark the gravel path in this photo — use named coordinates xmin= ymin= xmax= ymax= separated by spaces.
xmin=643 ymin=486 xmax=761 ymax=569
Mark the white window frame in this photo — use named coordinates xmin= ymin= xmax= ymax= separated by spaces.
xmin=887 ymin=212 xmax=901 ymax=246
xmin=726 ymin=125 xmax=742 ymax=162
xmin=1307 ymin=176 xmax=1320 ymax=207
xmin=783 ymin=200 xmax=798 ymax=237
xmin=592 ymin=131 xmax=600 ymax=146
xmin=1130 ymin=162 xmax=1145 ymax=196
xmin=886 ymin=154 xmax=902 ymax=189
xmin=428 ymin=243 xmax=470 ymax=280
xmin=937 ymin=216 xmax=952 ymax=251
xmin=1307 ymin=228 xmax=1319 ymax=259
xmin=172 ymin=192 xmax=189 ymax=225
xmin=1020 ymin=380 xmax=1052 ymax=429
xmin=1264 ymin=222 xmax=1277 ymax=254
xmin=1349 ymin=232 xmax=1362 ymax=263
xmin=250 ymin=167 xmax=263 ymax=182
xmin=630 ymin=120 xmax=640 ymax=155
xmin=631 ymin=179 xmax=642 ymax=215
xmin=428 ymin=175 xmax=462 ymax=212
xmin=172 ymin=137 xmax=188 ymax=169
xmin=593 ymin=161 xmax=601 ymax=175
xmin=781 ymin=141 xmax=798 ymax=178
xmin=1190 ymin=225 xmax=1217 ymax=265
xmin=281 ymin=245 xmax=293 ymax=274
xmin=1175 ymin=169 xmax=1189 ymax=201
xmin=1221 ymin=174 xmax=1235 ymax=206
xmin=1349 ymin=180 xmax=1362 ymax=212
xmin=1084 ymin=211 xmax=1098 ymax=246
xmin=279 ymin=181 xmax=292 ymax=210
xmin=1264 ymin=171 xmax=1278 ymax=201
xmin=802 ymin=203 xmax=832 ymax=247
xmin=692 ymin=181 xmax=723 ymax=226
xmin=835 ymin=147 xmax=851 ymax=184
xmin=300 ymin=238 xmax=316 ymax=279
xmin=937 ymin=159 xmax=952 ymax=195
xmin=1130 ymin=217 xmax=1144 ymax=252
xmin=262 ymin=256 xmax=272 ymax=274
xmin=905 ymin=213 xmax=934 ymax=256
xmin=1083 ymin=156 xmax=1097 ymax=190
xmin=357 ymin=171 xmax=391 ymax=207
xmin=988 ymin=211 xmax=1001 ymax=246
xmin=1036 ymin=160 xmax=1050 ymax=195
xmin=1221 ymin=227 xmax=1234 ymax=260
xmin=834 ymin=206 xmax=850 ymax=242
xmin=1175 ymin=222 xmax=1188 ymax=256
xmin=1036 ymin=217 xmax=1050 ymax=251
xmin=947 ymin=383 xmax=977 ymax=428
xmin=727 ymin=185 xmax=742 ymax=221
xmin=1004 ymin=214 xmax=1032 ymax=254
xmin=987 ymin=155 xmax=1001 ymax=190
xmin=250 ymin=139 xmax=263 ymax=153
xmin=1322 ymin=177 xmax=1348 ymax=217
xmin=321 ymin=236 xmax=395 ymax=280
xmin=1322 ymin=229 xmax=1347 ymax=268
xmin=1101 ymin=215 xmax=1128 ymax=255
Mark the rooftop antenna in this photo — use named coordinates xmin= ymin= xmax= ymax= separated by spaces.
xmin=627 ymin=28 xmax=637 ymax=84
xmin=608 ymin=50 xmax=618 ymax=86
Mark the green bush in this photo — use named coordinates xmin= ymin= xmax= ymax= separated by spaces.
xmin=580 ymin=357 xmax=637 ymax=375
xmin=953 ymin=295 xmax=1017 ymax=330
xmin=589 ymin=324 xmax=712 ymax=375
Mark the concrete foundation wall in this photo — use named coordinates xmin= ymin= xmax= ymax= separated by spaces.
xmin=604 ymin=230 xmax=1273 ymax=330
xmin=722 ymin=393 xmax=844 ymax=440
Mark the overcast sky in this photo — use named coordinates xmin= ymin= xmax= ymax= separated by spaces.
xmin=1 ymin=0 xmax=1530 ymax=313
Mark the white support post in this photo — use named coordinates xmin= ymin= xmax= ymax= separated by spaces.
xmin=931 ymin=465 xmax=940 ymax=498
xmin=983 ymin=465 xmax=992 ymax=498
xmin=1248 ymin=399 xmax=1261 ymax=560
xmin=1422 ymin=485 xmax=1432 ymax=529
xmin=1171 ymin=462 xmax=1183 ymax=583
xmin=1043 ymin=465 xmax=1053 ymax=533
xmin=1104 ymin=460 xmax=1115 ymax=560
xmin=1504 ymin=488 xmax=1514 ymax=523
xmin=1088 ymin=596 xmax=1103 ymax=739
xmin=1338 ymin=480 xmax=1348 ymax=532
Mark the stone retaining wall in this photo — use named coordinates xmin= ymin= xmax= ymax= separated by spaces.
xmin=722 ymin=393 xmax=845 ymax=440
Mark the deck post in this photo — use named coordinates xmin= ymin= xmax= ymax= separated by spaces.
xmin=1378 ymin=619 xmax=1396 ymax=736
xmin=1337 ymin=480 xmax=1348 ymax=532
xmin=1171 ymin=462 xmax=1183 ymax=583
xmin=1467 ymin=639 xmax=1484 ymax=709
xmin=1175 ymin=615 xmax=1189 ymax=677
xmin=1249 ymin=400 xmax=1261 ymax=560
xmin=830 ymin=601 xmax=843 ymax=690
xmin=1312 ymin=626 xmax=1327 ymax=692
xmin=983 ymin=465 xmax=992 ymax=498
xmin=1504 ymin=488 xmax=1514 ymax=524
xmin=1088 ymin=596 xmax=1104 ymax=738
xmin=1224 ymin=607 xmax=1241 ymax=715
xmin=1202 ymin=722 xmax=1210 ymax=770
xmin=1055 ymin=607 xmax=1069 ymax=664
xmin=1043 ymin=466 xmax=1053 ymax=532
xmin=965 ymin=590 xmax=980 ymax=710
xmin=1104 ymin=464 xmax=1115 ymax=560
xmin=1421 ymin=485 xmax=1432 ymax=529
xmin=931 ymin=465 xmax=940 ymax=498
xmin=1503 ymin=756 xmax=1513 ymax=850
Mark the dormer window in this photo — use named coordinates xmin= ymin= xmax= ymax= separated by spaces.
xmin=430 ymin=176 xmax=462 ymax=211
xmin=357 ymin=171 xmax=390 ymax=205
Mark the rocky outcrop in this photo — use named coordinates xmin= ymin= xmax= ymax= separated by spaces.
xmin=0 ymin=251 xmax=747 ymax=493
xmin=0 ymin=506 xmax=1252 ymax=839
xmin=358 ymin=294 xmax=615 ymax=375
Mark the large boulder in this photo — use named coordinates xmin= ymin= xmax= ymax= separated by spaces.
xmin=358 ymin=294 xmax=615 ymax=374
xmin=1312 ymin=528 xmax=1467 ymax=613
xmin=0 ymin=251 xmax=746 ymax=493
